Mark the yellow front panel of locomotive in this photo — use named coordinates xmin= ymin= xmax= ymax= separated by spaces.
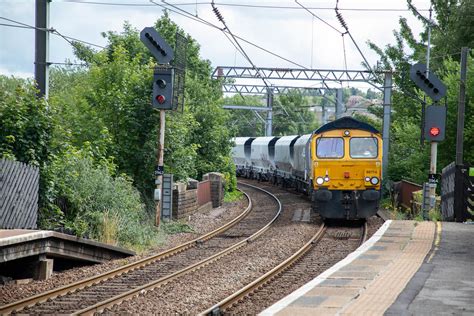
xmin=310 ymin=129 xmax=382 ymax=191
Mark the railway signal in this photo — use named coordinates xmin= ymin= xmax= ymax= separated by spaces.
xmin=410 ymin=63 xmax=446 ymax=102
xmin=424 ymin=105 xmax=446 ymax=142
xmin=140 ymin=27 xmax=174 ymax=64
xmin=153 ymin=67 xmax=174 ymax=110
xmin=140 ymin=27 xmax=176 ymax=226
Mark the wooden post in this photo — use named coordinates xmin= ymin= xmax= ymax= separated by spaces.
xmin=155 ymin=109 xmax=166 ymax=226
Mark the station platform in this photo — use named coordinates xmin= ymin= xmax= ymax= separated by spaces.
xmin=261 ymin=220 xmax=474 ymax=315
xmin=0 ymin=229 xmax=134 ymax=280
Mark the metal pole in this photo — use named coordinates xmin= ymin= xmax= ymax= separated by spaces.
xmin=321 ymin=104 xmax=327 ymax=125
xmin=335 ymin=88 xmax=343 ymax=119
xmin=35 ymin=0 xmax=50 ymax=99
xmin=382 ymin=72 xmax=392 ymax=179
xmin=155 ymin=109 xmax=166 ymax=226
xmin=456 ymin=47 xmax=469 ymax=166
xmin=266 ymin=89 xmax=273 ymax=136
xmin=426 ymin=5 xmax=437 ymax=213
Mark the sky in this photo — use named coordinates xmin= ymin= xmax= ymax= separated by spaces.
xmin=0 ymin=0 xmax=432 ymax=90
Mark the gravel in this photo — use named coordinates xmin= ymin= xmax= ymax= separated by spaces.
xmin=231 ymin=217 xmax=384 ymax=314
xmin=0 ymin=181 xmax=386 ymax=314
xmin=106 ymin=183 xmax=321 ymax=314
xmin=0 ymin=198 xmax=247 ymax=306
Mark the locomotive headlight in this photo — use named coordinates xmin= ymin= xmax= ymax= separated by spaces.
xmin=365 ymin=177 xmax=370 ymax=182
xmin=316 ymin=177 xmax=324 ymax=185
xmin=370 ymin=177 xmax=379 ymax=185
xmin=324 ymin=176 xmax=330 ymax=182
xmin=343 ymin=130 xmax=350 ymax=136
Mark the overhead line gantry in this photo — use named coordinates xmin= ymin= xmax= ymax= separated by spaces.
xmin=215 ymin=66 xmax=392 ymax=178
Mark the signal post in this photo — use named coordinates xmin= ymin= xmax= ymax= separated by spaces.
xmin=140 ymin=27 xmax=175 ymax=226
xmin=409 ymin=63 xmax=447 ymax=216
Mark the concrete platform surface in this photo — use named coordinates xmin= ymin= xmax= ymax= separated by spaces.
xmin=0 ymin=229 xmax=134 ymax=263
xmin=387 ymin=222 xmax=474 ymax=315
xmin=260 ymin=220 xmax=437 ymax=316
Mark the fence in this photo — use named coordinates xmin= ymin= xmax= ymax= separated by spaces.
xmin=393 ymin=180 xmax=423 ymax=211
xmin=441 ymin=162 xmax=473 ymax=222
xmin=0 ymin=159 xmax=39 ymax=229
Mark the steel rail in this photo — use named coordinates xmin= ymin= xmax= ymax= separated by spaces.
xmin=360 ymin=221 xmax=368 ymax=246
xmin=199 ymin=223 xmax=327 ymax=316
xmin=72 ymin=182 xmax=283 ymax=315
xmin=1 ymin=185 xmax=254 ymax=314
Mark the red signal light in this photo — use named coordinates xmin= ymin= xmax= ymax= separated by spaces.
xmin=429 ymin=127 xmax=440 ymax=137
xmin=156 ymin=95 xmax=166 ymax=104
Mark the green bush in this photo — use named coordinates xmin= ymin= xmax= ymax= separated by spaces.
xmin=224 ymin=190 xmax=243 ymax=203
xmin=43 ymin=146 xmax=160 ymax=248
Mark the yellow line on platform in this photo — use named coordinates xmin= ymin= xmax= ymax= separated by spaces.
xmin=427 ymin=221 xmax=442 ymax=263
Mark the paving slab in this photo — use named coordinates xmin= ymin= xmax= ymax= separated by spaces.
xmin=387 ymin=222 xmax=474 ymax=315
xmin=261 ymin=220 xmax=436 ymax=316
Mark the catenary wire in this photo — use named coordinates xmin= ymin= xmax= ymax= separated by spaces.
xmin=156 ymin=0 xmax=305 ymax=120
xmin=151 ymin=0 xmax=308 ymax=69
xmin=0 ymin=16 xmax=105 ymax=49
xmin=210 ymin=1 xmax=296 ymax=119
xmin=0 ymin=23 xmax=34 ymax=29
xmin=60 ymin=0 xmax=431 ymax=12
xmin=295 ymin=0 xmax=342 ymax=34
xmin=334 ymin=1 xmax=379 ymax=84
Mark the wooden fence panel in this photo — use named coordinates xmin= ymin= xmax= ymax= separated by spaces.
xmin=0 ymin=159 xmax=39 ymax=228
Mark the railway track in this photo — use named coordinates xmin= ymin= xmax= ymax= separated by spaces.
xmin=201 ymin=220 xmax=367 ymax=315
xmin=1 ymin=183 xmax=281 ymax=315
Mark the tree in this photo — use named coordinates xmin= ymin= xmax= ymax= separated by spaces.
xmin=0 ymin=76 xmax=52 ymax=166
xmin=49 ymin=11 xmax=236 ymax=195
xmin=225 ymin=94 xmax=266 ymax=137
xmin=273 ymin=91 xmax=318 ymax=135
xmin=367 ymin=0 xmax=474 ymax=183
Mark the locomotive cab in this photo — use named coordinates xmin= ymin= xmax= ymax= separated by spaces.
xmin=310 ymin=118 xmax=382 ymax=219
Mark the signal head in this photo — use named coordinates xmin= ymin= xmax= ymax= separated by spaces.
xmin=156 ymin=79 xmax=166 ymax=89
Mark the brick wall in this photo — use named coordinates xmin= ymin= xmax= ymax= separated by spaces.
xmin=172 ymin=173 xmax=224 ymax=219
xmin=203 ymin=172 xmax=224 ymax=208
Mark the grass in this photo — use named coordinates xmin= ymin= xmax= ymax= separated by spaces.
xmin=428 ymin=208 xmax=442 ymax=222
xmin=224 ymin=190 xmax=243 ymax=203
xmin=161 ymin=220 xmax=194 ymax=235
xmin=98 ymin=210 xmax=119 ymax=245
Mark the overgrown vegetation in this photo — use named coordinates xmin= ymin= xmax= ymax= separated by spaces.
xmin=0 ymin=12 xmax=238 ymax=249
xmin=224 ymin=190 xmax=243 ymax=203
xmin=161 ymin=221 xmax=194 ymax=235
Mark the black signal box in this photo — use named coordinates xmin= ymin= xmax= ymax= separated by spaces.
xmin=424 ymin=105 xmax=446 ymax=142
xmin=153 ymin=67 xmax=174 ymax=110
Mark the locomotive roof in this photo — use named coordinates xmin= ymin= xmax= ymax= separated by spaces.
xmin=314 ymin=117 xmax=380 ymax=134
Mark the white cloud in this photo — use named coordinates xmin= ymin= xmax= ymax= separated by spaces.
xmin=0 ymin=66 xmax=33 ymax=79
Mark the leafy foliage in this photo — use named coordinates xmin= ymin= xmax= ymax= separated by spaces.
xmin=1 ymin=13 xmax=238 ymax=249
xmin=226 ymin=90 xmax=319 ymax=137
xmin=367 ymin=0 xmax=474 ymax=184
xmin=0 ymin=76 xmax=52 ymax=165
xmin=43 ymin=146 xmax=160 ymax=247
